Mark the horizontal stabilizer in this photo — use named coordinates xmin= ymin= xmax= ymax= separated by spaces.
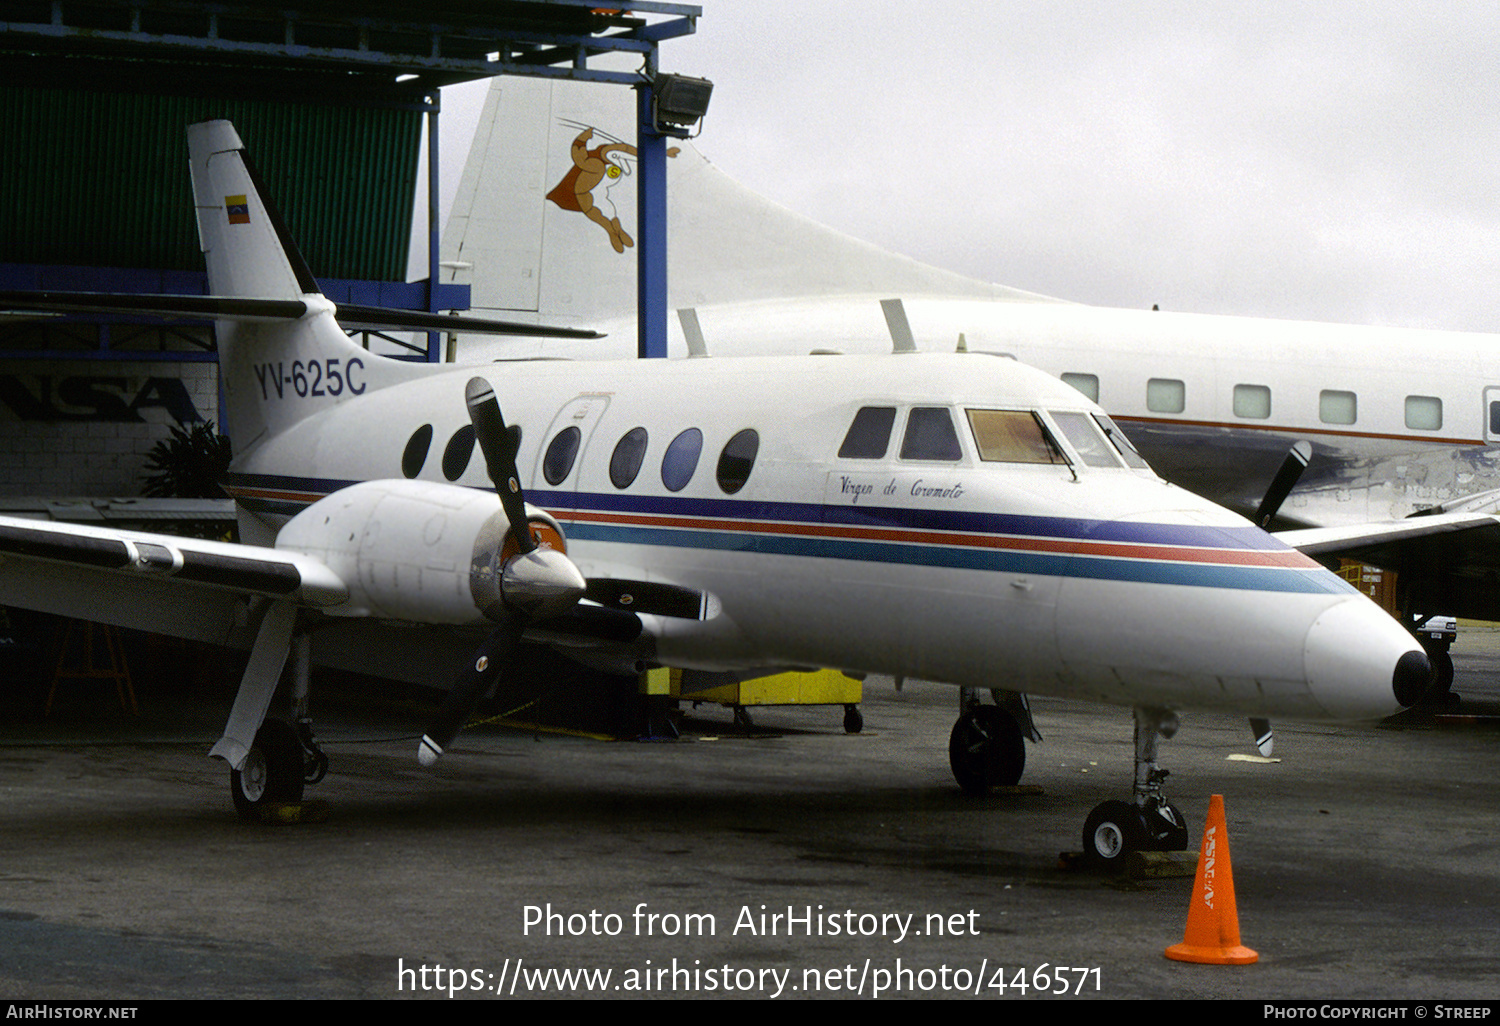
xmin=335 ymin=304 xmax=602 ymax=339
xmin=0 ymin=291 xmax=602 ymax=338
xmin=0 ymin=290 xmax=306 ymax=322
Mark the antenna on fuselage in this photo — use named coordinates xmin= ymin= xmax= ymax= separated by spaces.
xmin=880 ymin=298 xmax=918 ymax=353
xmin=677 ymin=307 xmax=709 ymax=357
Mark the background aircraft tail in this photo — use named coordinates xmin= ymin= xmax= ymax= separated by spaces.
xmin=441 ymin=78 xmax=1056 ymax=354
xmin=188 ymin=120 xmax=418 ymax=451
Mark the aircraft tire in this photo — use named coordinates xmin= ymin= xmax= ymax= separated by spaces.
xmin=1429 ymin=649 xmax=1455 ymax=701
xmin=1143 ymin=801 xmax=1190 ymax=852
xmin=948 ymin=704 xmax=1025 ymax=796
xmin=231 ymin=719 xmax=306 ymax=821
xmin=1083 ymin=800 xmax=1146 ymax=870
xmin=843 ymin=704 xmax=863 ymax=734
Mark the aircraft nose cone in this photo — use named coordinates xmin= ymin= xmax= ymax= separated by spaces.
xmin=1392 ymin=648 xmax=1432 ymax=708
xmin=1303 ymin=598 xmax=1426 ymax=720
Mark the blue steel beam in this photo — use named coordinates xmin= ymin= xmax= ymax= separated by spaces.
xmin=635 ymin=82 xmax=669 ymax=360
xmin=3 ymin=5 xmax=701 ymax=87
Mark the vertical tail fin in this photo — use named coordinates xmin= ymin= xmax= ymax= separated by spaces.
xmin=187 ymin=120 xmax=412 ymax=452
xmin=189 ymin=120 xmax=321 ymax=301
xmin=442 ymin=78 xmax=1046 ymax=355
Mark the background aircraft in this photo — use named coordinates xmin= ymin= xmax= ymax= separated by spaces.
xmin=441 ymin=77 xmax=1500 ymax=694
xmin=0 ymin=122 xmax=1448 ymax=868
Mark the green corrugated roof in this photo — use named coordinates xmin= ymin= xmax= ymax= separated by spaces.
xmin=1 ymin=87 xmax=420 ymax=281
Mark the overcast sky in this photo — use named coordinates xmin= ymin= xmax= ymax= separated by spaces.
xmin=436 ymin=2 xmax=1500 ymax=334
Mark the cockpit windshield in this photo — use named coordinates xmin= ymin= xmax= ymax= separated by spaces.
xmin=965 ymin=410 xmax=1067 ymax=464
xmin=1091 ymin=413 xmax=1152 ymax=470
xmin=1049 ymin=411 xmax=1123 ymax=468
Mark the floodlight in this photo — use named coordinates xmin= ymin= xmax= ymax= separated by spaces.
xmin=651 ymin=73 xmax=713 ymax=137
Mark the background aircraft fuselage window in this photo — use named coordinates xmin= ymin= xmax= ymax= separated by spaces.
xmin=1320 ymin=389 xmax=1358 ymax=425
xmin=1233 ymin=384 xmax=1271 ymax=419
xmin=1405 ymin=395 xmax=1442 ymax=431
xmin=1061 ymin=373 xmax=1100 ymax=402
xmin=1146 ymin=378 xmax=1186 ymax=414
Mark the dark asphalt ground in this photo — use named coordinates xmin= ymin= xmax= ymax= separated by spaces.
xmin=2 ymin=625 xmax=1499 ymax=1000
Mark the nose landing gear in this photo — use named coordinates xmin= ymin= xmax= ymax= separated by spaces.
xmin=1082 ymin=706 xmax=1189 ymax=870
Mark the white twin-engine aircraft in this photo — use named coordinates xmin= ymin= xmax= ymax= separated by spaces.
xmin=0 ymin=122 xmax=1440 ymax=867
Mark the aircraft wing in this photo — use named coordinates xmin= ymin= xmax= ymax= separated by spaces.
xmin=0 ymin=514 xmax=346 ymax=647
xmin=1279 ymin=510 xmax=1500 ymax=559
xmin=1279 ymin=510 xmax=1500 ymax=618
xmin=0 ymin=510 xmax=690 ymax=685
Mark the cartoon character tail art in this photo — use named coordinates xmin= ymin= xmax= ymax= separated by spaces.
xmin=442 ymin=78 xmax=1049 ymax=353
xmin=546 ymin=126 xmax=641 ymax=254
xmin=187 ymin=120 xmax=413 ymax=451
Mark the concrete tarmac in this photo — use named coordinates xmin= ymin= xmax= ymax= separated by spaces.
xmin=3 ymin=629 xmax=1500 ymax=1000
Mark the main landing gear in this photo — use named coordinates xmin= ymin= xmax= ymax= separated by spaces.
xmin=948 ymin=689 xmax=1038 ymax=795
xmin=229 ymin=717 xmax=327 ymax=819
xmin=214 ymin=611 xmax=330 ymax=822
xmin=1082 ymin=706 xmax=1189 ymax=870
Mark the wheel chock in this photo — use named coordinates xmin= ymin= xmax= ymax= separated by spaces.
xmin=1057 ymin=849 xmax=1195 ymax=877
xmin=1129 ymin=850 xmax=1198 ymax=878
xmin=254 ymin=800 xmax=331 ymax=825
xmin=1164 ymin=794 xmax=1258 ymax=964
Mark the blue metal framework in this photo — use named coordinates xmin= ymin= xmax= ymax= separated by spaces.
xmin=0 ymin=1 xmax=700 ymax=364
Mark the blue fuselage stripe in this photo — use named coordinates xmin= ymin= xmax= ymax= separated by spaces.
xmin=224 ymin=474 xmax=1353 ymax=596
xmin=563 ymin=522 xmax=1350 ymax=594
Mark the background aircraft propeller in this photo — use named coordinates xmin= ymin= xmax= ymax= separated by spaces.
xmin=1254 ymin=440 xmax=1313 ymax=528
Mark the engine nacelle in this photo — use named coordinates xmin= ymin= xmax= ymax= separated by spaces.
xmin=276 ymin=479 xmax=565 ymax=624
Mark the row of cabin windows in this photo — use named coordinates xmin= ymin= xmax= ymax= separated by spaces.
xmin=1060 ymin=374 xmax=1445 ymax=431
xmin=401 ymin=422 xmax=760 ymax=494
xmin=840 ymin=405 xmax=1149 ymax=469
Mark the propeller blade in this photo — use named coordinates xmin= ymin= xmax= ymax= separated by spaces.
xmin=418 ymin=619 xmax=524 ymax=767
xmin=532 ymin=605 xmax=644 ymax=644
xmin=1249 ymin=717 xmax=1274 ymax=757
xmin=585 ymin=578 xmax=709 ymax=620
xmin=1254 ymin=440 xmax=1312 ymax=528
xmin=466 ymin=377 xmax=535 ymax=556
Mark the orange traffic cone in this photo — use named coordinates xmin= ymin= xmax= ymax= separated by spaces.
xmin=1165 ymin=794 xmax=1258 ymax=964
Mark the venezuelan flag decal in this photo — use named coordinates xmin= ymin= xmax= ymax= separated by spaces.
xmin=226 ymin=195 xmax=250 ymax=224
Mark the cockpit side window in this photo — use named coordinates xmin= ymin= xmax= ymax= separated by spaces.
xmin=1049 ymin=411 xmax=1123 ymax=468
xmin=900 ymin=407 xmax=963 ymax=461
xmin=1091 ymin=413 xmax=1151 ymax=469
xmin=965 ymin=410 xmax=1066 ymax=464
xmin=839 ymin=406 xmax=896 ymax=459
